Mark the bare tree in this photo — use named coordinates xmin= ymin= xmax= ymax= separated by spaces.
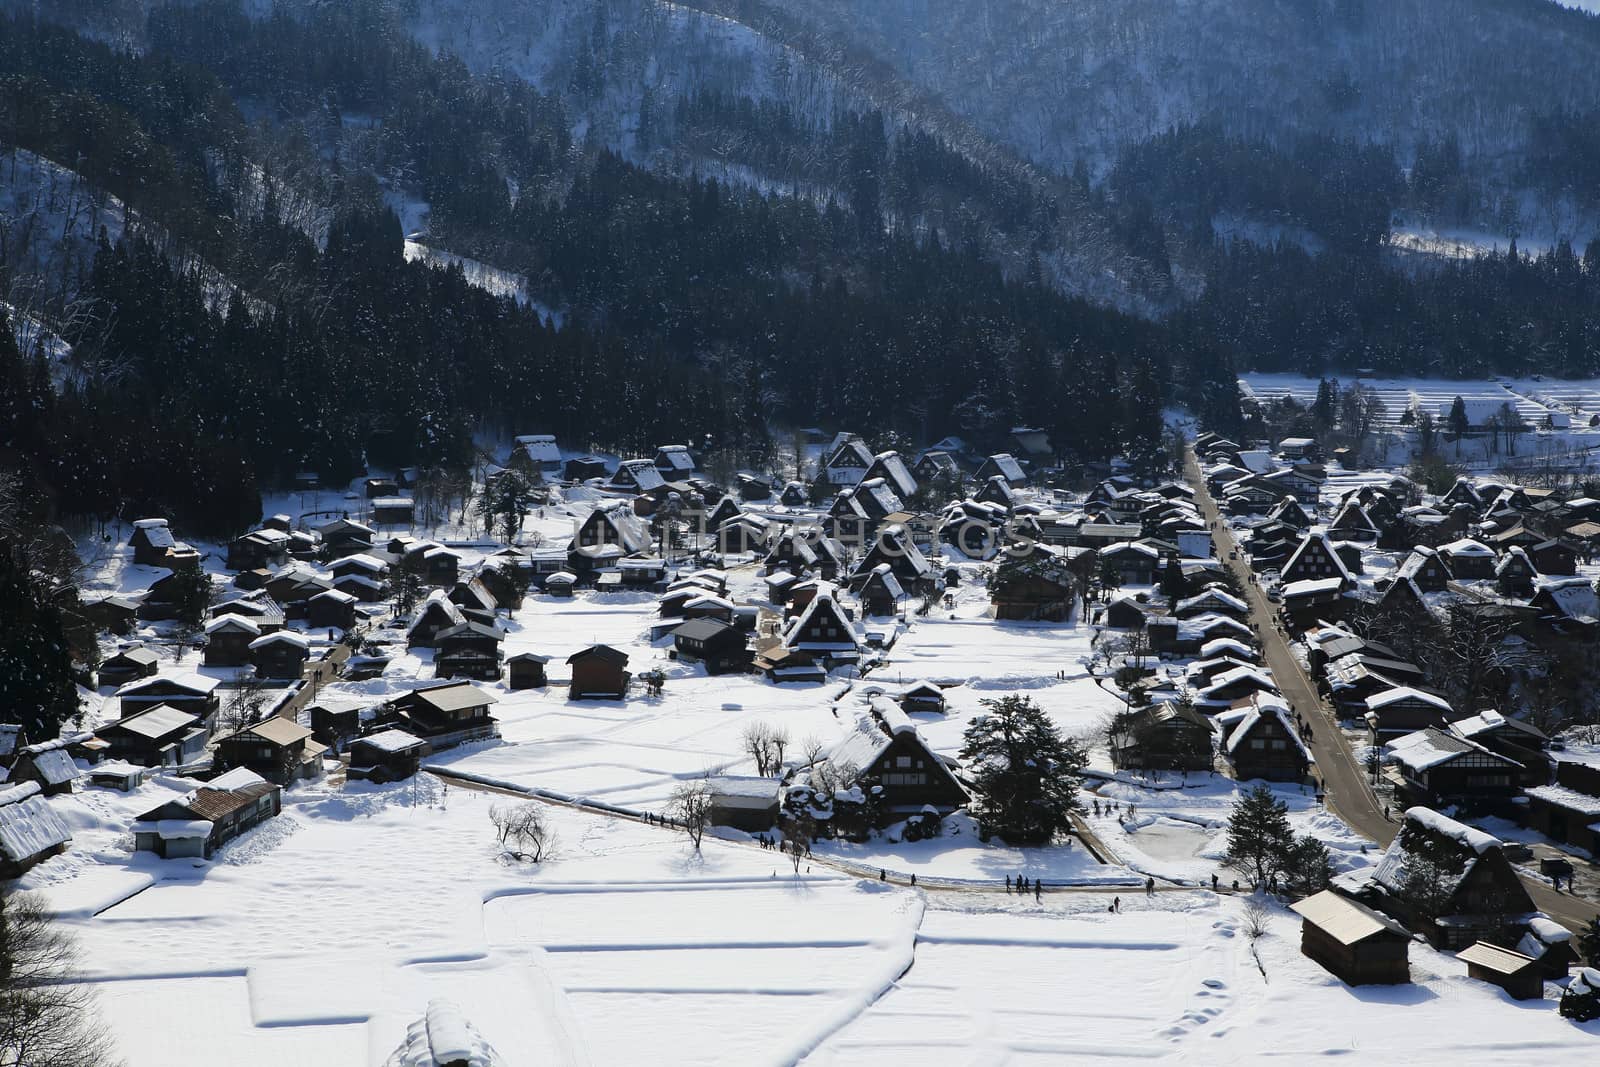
xmin=489 ymin=802 xmax=553 ymax=862
xmin=218 ymin=670 xmax=269 ymax=734
xmin=799 ymin=735 xmax=826 ymax=770
xmin=0 ymin=891 xmax=123 ymax=1066
xmin=1241 ymin=893 xmax=1272 ymax=940
xmin=769 ymin=726 xmax=789 ymax=772
xmin=741 ymin=722 xmax=776 ymax=776
xmin=670 ymin=778 xmax=714 ymax=850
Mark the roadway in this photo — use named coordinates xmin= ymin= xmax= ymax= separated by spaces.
xmin=1184 ymin=448 xmax=1598 ymax=934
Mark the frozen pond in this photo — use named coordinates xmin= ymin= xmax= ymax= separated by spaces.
xmin=1127 ymin=818 xmax=1212 ymax=864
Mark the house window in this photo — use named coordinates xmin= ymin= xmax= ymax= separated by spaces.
xmin=1271 ymin=739 xmax=1287 ymax=750
xmin=896 ymin=756 xmax=911 ymax=768
xmin=1250 ymin=739 xmax=1266 ymax=750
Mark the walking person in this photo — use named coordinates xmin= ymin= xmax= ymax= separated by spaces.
xmin=1113 ymin=896 xmax=1121 ymax=913
xmin=1034 ymin=880 xmax=1041 ymax=902
xmin=1146 ymin=876 xmax=1155 ymax=897
xmin=1005 ymin=875 xmax=1012 ymax=894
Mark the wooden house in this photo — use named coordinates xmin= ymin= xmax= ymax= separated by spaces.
xmin=705 ymin=776 xmax=781 ymax=832
xmin=317 ymin=517 xmax=377 ymax=559
xmin=212 ymin=717 xmax=327 ymax=786
xmin=99 ymin=647 xmax=160 ymax=688
xmin=99 ymin=705 xmax=208 ymax=766
xmin=1101 ymin=541 xmax=1160 ymax=586
xmin=823 ymin=704 xmax=969 ymax=820
xmin=203 ymin=614 xmax=261 ymax=668
xmin=1367 ymin=808 xmax=1533 ymax=948
xmin=1289 ymin=890 xmax=1410 ymax=986
xmin=823 ymin=434 xmax=875 ymax=487
xmin=858 ymin=564 xmax=905 ymax=618
xmin=132 ymin=768 xmax=281 ymax=860
xmin=83 ymin=595 xmax=139 ymax=636
xmin=1109 ymin=701 xmax=1215 ymax=772
xmin=0 ymin=782 xmax=72 ymax=878
xmin=9 ymin=738 xmax=83 ymax=796
xmin=568 ymin=645 xmax=631 ymax=700
xmin=1395 ymin=547 xmax=1451 ymax=593
xmin=863 ymin=451 xmax=919 ymax=500
xmin=896 ymin=680 xmax=946 ymax=715
xmin=1385 ymin=728 xmax=1521 ymax=810
xmin=1458 ymin=942 xmax=1543 ymax=1000
xmin=227 ymin=528 xmax=291 ymax=571
xmin=976 ymin=453 xmax=1027 ymax=487
xmin=389 ymin=682 xmax=500 ymax=747
xmin=1437 ymin=538 xmax=1496 ymax=580
xmin=432 ymin=621 xmax=504 ymax=681
xmin=1327 ymin=500 xmax=1379 ymax=542
xmin=563 ymin=455 xmax=608 ymax=482
xmin=1103 ymin=595 xmax=1150 ymax=629
xmin=509 ymin=433 xmax=564 ymax=477
xmin=671 ymin=618 xmax=751 ymax=674
xmin=784 ymin=589 xmax=863 ymax=657
xmin=129 ymin=518 xmax=178 ymax=566
xmin=507 ymin=653 xmax=550 ymax=689
xmin=407 ymin=589 xmax=468 ymax=647
xmin=1521 ymin=783 xmax=1600 ymax=856
xmin=716 ymin=514 xmax=771 ymax=555
xmin=116 ymin=673 xmax=220 ymax=723
xmin=307 ymin=589 xmax=358 ymax=630
xmin=1222 ymin=696 xmax=1311 ymax=782
xmin=1493 ymin=546 xmax=1536 ymax=595
xmin=1364 ymin=687 xmax=1453 ymax=739
xmin=346 ymin=729 xmax=428 ymax=783
xmin=756 ymin=646 xmax=827 ymax=684
xmin=1529 ymin=539 xmax=1578 ymax=576
xmin=1280 ymin=531 xmax=1352 ymax=587
xmin=989 ymin=553 xmax=1076 ymax=622
xmin=609 ymin=458 xmax=666 ymax=494
xmin=364 ymin=477 xmax=399 ymax=499
xmin=912 ymin=450 xmax=961 ymax=487
xmin=249 ymin=630 xmax=311 ymax=680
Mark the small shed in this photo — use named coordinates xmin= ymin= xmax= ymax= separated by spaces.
xmin=347 ymin=730 xmax=428 ymax=783
xmin=1288 ymin=890 xmax=1410 ymax=986
xmin=705 ymin=776 xmax=780 ymax=832
xmin=1457 ymin=941 xmax=1543 ymax=1000
xmin=0 ymin=782 xmax=72 ymax=877
xmin=507 ymin=653 xmax=549 ymax=690
xmin=568 ymin=645 xmax=630 ymax=700
xmin=897 ymin=680 xmax=946 ymax=715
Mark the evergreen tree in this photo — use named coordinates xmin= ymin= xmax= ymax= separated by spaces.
xmin=1447 ymin=395 xmax=1470 ymax=438
xmin=1223 ymin=784 xmax=1295 ymax=888
xmin=0 ymin=547 xmax=80 ymax=739
xmin=959 ymin=694 xmax=1087 ymax=844
xmin=1281 ymin=834 xmax=1332 ymax=899
xmin=1575 ymin=914 xmax=1600 ymax=966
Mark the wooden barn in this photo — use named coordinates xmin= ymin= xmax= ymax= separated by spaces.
xmin=568 ymin=645 xmax=631 ymax=700
xmin=1289 ymin=890 xmax=1410 ymax=986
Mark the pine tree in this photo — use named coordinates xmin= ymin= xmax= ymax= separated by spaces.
xmin=959 ymin=694 xmax=1087 ymax=844
xmin=1159 ymin=558 xmax=1187 ymax=605
xmin=1281 ymin=834 xmax=1332 ymax=899
xmin=1223 ymin=784 xmax=1295 ymax=888
xmin=0 ymin=548 xmax=81 ymax=739
xmin=1447 ymin=395 xmax=1470 ymax=438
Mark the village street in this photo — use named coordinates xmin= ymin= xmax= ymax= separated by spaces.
xmin=1184 ymin=448 xmax=1600 ymax=935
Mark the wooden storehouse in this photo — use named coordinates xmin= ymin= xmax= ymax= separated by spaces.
xmin=1289 ymin=890 xmax=1410 ymax=986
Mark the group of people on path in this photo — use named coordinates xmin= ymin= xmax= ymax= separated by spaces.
xmin=1005 ymin=875 xmax=1043 ymax=901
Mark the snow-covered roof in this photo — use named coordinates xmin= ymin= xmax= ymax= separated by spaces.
xmin=1371 ymin=806 xmax=1502 ymax=901
xmin=1524 ymin=784 xmax=1600 ymax=817
xmin=1386 ymin=727 xmax=1517 ymax=773
xmin=1175 ymin=589 xmax=1247 ymax=615
xmin=1440 ymin=537 xmax=1494 ymax=557
xmin=1366 ymin=686 xmax=1453 ymax=713
xmin=351 ymin=729 xmax=426 ymax=755
xmin=113 ymin=705 xmax=199 ymax=740
xmin=514 ymin=434 xmax=561 ymax=464
xmin=115 ymin=672 xmax=220 ymax=697
xmin=312 ymin=588 xmax=358 ymax=605
xmin=334 ymin=553 xmax=388 ymax=573
xmin=0 ymin=781 xmax=71 ymax=861
xmin=21 ymin=749 xmax=79 ymax=787
xmin=204 ymin=613 xmax=261 ymax=636
xmin=1280 ymin=576 xmax=1346 ymax=598
xmin=207 ymin=767 xmax=271 ymax=792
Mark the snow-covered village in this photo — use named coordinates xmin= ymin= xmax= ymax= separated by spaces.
xmin=9 ymin=1 xmax=1600 ymax=1064
xmin=0 ymin=400 xmax=1598 ymax=1065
